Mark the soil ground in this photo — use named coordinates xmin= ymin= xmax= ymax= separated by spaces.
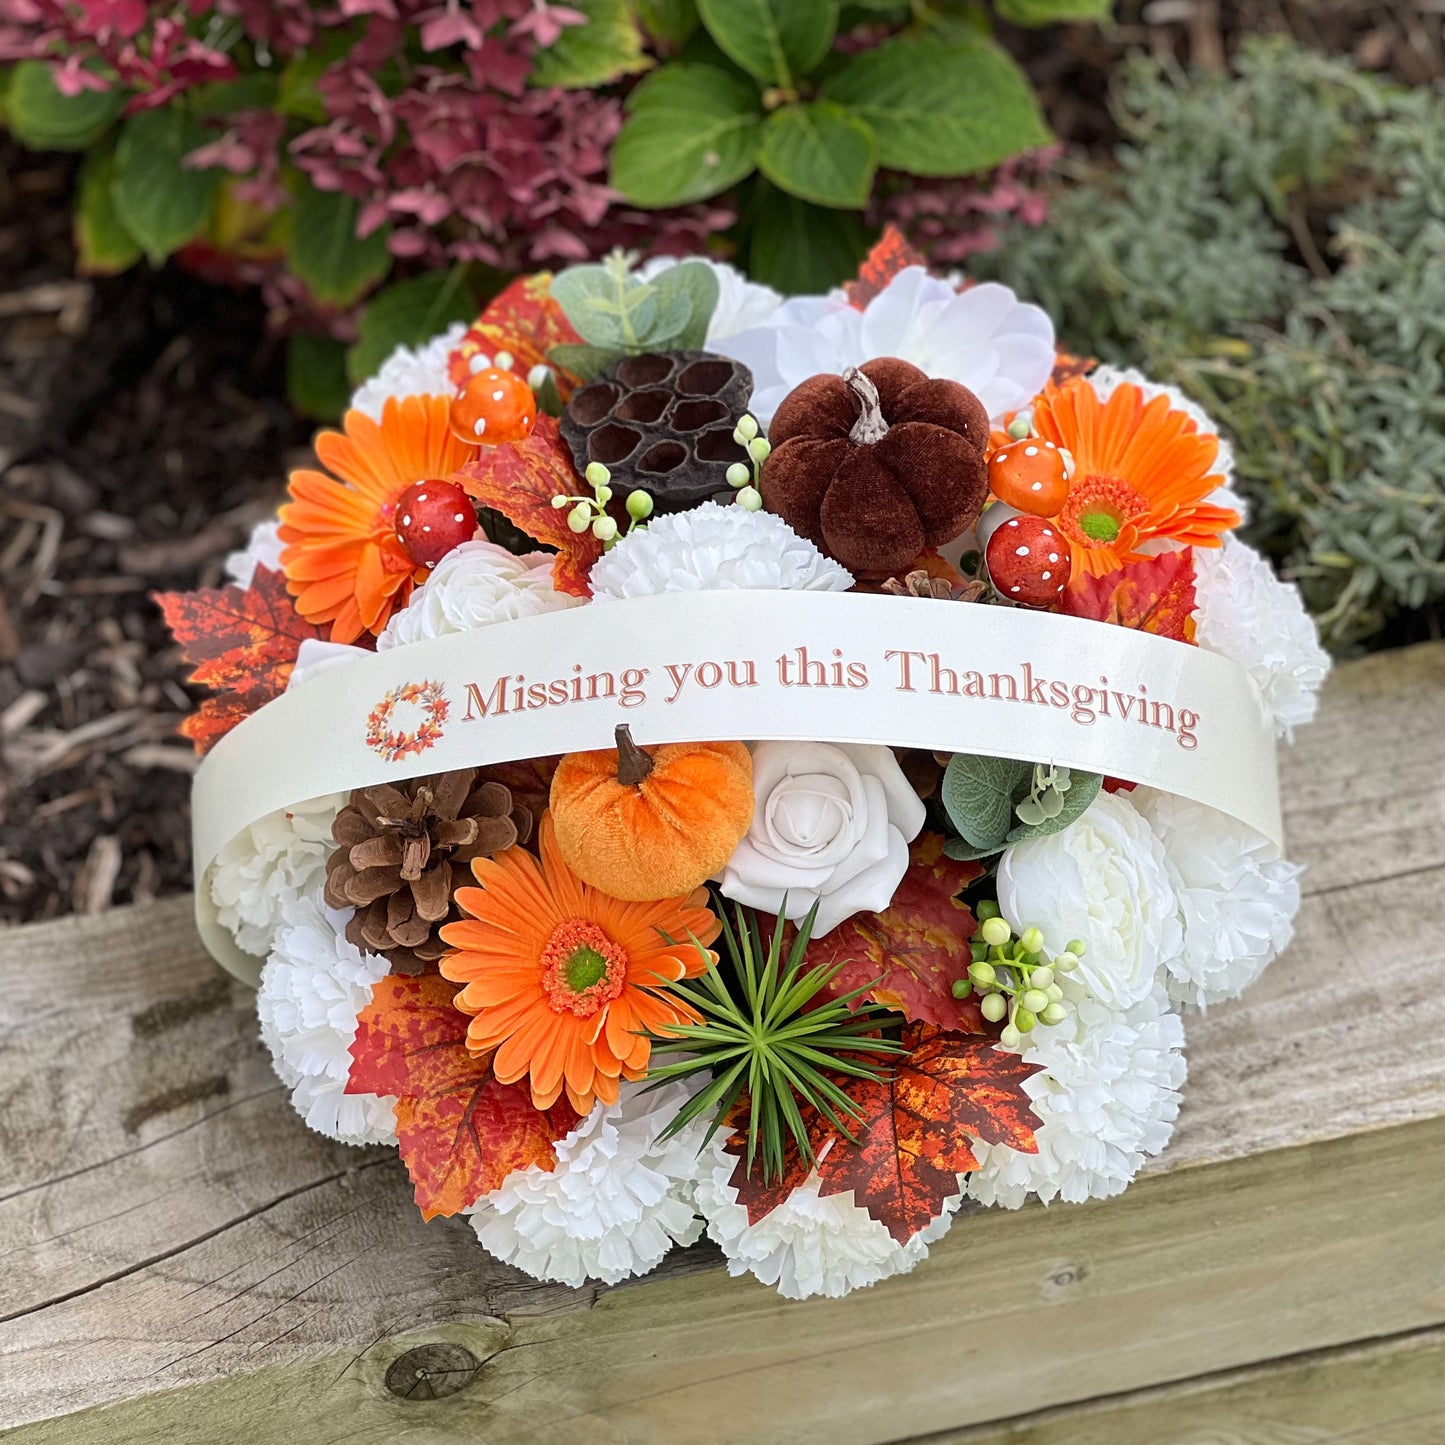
xmin=1 ymin=1 xmax=1439 ymax=925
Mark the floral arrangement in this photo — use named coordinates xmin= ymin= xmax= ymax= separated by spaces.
xmin=158 ymin=229 xmax=1328 ymax=1299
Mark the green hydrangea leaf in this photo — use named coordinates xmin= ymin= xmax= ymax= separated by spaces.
xmin=757 ymin=100 xmax=878 ymax=209
xmin=940 ymin=753 xmax=1033 ymax=852
xmin=75 ymin=143 xmax=141 ymax=275
xmin=611 ymin=63 xmax=763 ymax=206
xmin=696 ymin=0 xmax=837 ymax=87
xmin=743 ymin=186 xmax=867 ymax=292
xmin=347 ymin=269 xmax=479 ymax=387
xmin=287 ymin=332 xmax=352 ymax=422
xmin=530 ymin=0 xmax=653 ymax=89
xmin=285 ymin=186 xmax=393 ymax=308
xmin=635 ymin=0 xmax=699 ymax=44
xmin=112 ymin=109 xmax=221 ymax=265
xmin=994 ymin=0 xmax=1114 ymax=23
xmin=822 ymin=35 xmax=1050 ymax=176
xmin=7 ymin=60 xmax=121 ymax=150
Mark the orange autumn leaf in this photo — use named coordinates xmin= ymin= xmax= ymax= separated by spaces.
xmin=728 ymin=1024 xmax=1043 ymax=1243
xmin=1062 ymin=548 xmax=1198 ymax=643
xmin=347 ymin=973 xmax=581 ymax=1220
xmin=844 ymin=224 xmax=929 ymax=309
xmin=734 ymin=1028 xmax=1040 ymax=1242
xmin=803 ymin=834 xmax=989 ymax=1032
xmin=154 ymin=565 xmax=329 ymax=754
xmin=453 ymin=415 xmax=601 ymax=597
xmin=447 ymin=273 xmax=583 ymax=400
xmin=1050 ymin=349 xmax=1095 ymax=387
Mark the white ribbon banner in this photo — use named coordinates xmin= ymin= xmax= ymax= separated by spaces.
xmin=192 ymin=590 xmax=1282 ymax=983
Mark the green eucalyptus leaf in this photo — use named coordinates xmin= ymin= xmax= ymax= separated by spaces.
xmin=530 ymin=0 xmax=653 ymax=89
xmin=635 ymin=0 xmax=699 ymax=44
xmin=111 ymin=109 xmax=221 ymax=265
xmin=696 ymin=0 xmax=837 ymax=87
xmin=646 ymin=259 xmax=721 ymax=348
xmin=285 ymin=186 xmax=393 ymax=308
xmin=1005 ymin=771 xmax=1103 ymax=845
xmin=6 ymin=60 xmax=120 ymax=150
xmin=822 ymin=35 xmax=1051 ymax=176
xmin=75 ymin=143 xmax=141 ymax=275
xmin=757 ymin=100 xmax=877 ymax=209
xmin=611 ymin=63 xmax=763 ymax=207
xmin=547 ymin=341 xmax=620 ymax=381
xmin=941 ymin=753 xmax=1033 ymax=850
xmin=347 ymin=269 xmax=478 ymax=387
xmin=994 ymin=0 xmax=1114 ymax=23
xmin=941 ymin=836 xmax=1002 ymax=862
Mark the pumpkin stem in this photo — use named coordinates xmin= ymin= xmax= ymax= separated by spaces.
xmin=843 ymin=366 xmax=889 ymax=445
xmin=614 ymin=724 xmax=655 ymax=787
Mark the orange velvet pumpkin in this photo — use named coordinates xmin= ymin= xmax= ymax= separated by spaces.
xmin=550 ymin=727 xmax=754 ymax=901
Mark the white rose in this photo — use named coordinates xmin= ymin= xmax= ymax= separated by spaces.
xmin=377 ymin=538 xmax=582 ymax=650
xmin=717 ymin=742 xmax=925 ymax=936
xmin=997 ymin=790 xmax=1184 ymax=1009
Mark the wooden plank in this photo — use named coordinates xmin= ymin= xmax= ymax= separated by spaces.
xmin=8 ymin=1121 xmax=1445 ymax=1445
xmin=940 ymin=1326 xmax=1445 ymax=1445
xmin=2 ymin=640 xmax=1443 ymax=1438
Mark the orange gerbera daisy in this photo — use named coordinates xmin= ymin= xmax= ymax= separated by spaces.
xmin=278 ymin=395 xmax=475 ymax=642
xmin=1030 ymin=378 xmax=1239 ymax=580
xmin=439 ymin=814 xmax=720 ymax=1114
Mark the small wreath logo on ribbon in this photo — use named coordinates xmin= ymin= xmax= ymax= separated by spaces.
xmin=365 ymin=680 xmax=449 ymax=763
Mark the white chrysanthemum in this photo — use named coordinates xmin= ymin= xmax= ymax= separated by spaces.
xmin=965 ymin=982 xmax=1185 ymax=1207
xmin=1088 ymin=364 xmax=1246 ymax=519
xmin=467 ymin=1078 xmax=707 ymax=1287
xmin=349 ymin=321 xmax=468 ymax=420
xmin=636 ymin=255 xmax=784 ymax=341
xmin=1133 ymin=789 xmax=1301 ymax=1009
xmin=588 ymin=502 xmax=853 ymax=599
xmin=209 ymin=793 xmax=346 ymax=957
xmin=997 ymin=791 xmax=1184 ymax=1010
xmin=713 ymin=266 xmax=1055 ymax=426
xmin=695 ymin=1138 xmax=960 ymax=1300
xmin=224 ymin=519 xmax=283 ymax=589
xmin=377 ymin=539 xmax=582 ymax=650
xmin=1193 ymin=536 xmax=1330 ymax=740
xmin=257 ymin=889 xmax=396 ymax=1146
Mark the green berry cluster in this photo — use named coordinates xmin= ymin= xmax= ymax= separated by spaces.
xmin=724 ymin=414 xmax=770 ymax=512
xmin=550 ymin=461 xmax=653 ymax=549
xmin=950 ymin=901 xmax=1086 ymax=1049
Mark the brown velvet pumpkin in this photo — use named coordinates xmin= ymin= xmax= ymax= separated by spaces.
xmin=760 ymin=357 xmax=991 ymax=574
xmin=550 ymin=726 xmax=754 ymax=901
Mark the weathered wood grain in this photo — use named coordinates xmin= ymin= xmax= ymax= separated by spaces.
xmin=1 ymin=640 xmax=1443 ymax=1441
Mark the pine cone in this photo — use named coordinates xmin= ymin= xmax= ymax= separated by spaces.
xmin=559 ymin=349 xmax=754 ymax=514
xmin=325 ymin=770 xmax=529 ymax=975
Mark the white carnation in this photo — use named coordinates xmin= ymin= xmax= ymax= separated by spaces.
xmin=209 ymin=793 xmax=346 ymax=957
xmin=257 ymin=889 xmax=396 ymax=1146
xmin=636 ymin=255 xmax=784 ymax=341
xmin=1134 ymin=789 xmax=1302 ymax=1009
xmin=467 ymin=1078 xmax=707 ymax=1287
xmin=1193 ymin=536 xmax=1330 ymax=740
xmin=997 ymin=791 xmax=1184 ymax=1010
xmin=965 ymin=982 xmax=1185 ymax=1207
xmin=377 ymin=538 xmax=582 ymax=650
xmin=1088 ymin=364 xmax=1245 ymax=519
xmin=223 ymin=519 xmax=283 ymax=589
xmin=349 ymin=321 xmax=468 ymax=421
xmin=588 ymin=501 xmax=853 ymax=599
xmin=713 ymin=265 xmax=1055 ymax=426
xmin=695 ymin=1138 xmax=960 ymax=1300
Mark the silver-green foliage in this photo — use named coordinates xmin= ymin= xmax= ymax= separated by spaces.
xmin=977 ymin=40 xmax=1444 ymax=650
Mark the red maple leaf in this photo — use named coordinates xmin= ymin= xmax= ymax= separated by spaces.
xmin=844 ymin=225 xmax=929 ymax=309
xmin=446 ymin=273 xmax=583 ymax=399
xmin=348 ymin=973 xmax=581 ymax=1220
xmin=453 ymin=415 xmax=601 ymax=597
xmin=1062 ymin=549 xmax=1198 ymax=643
xmin=727 ymin=1025 xmax=1042 ymax=1243
xmin=803 ymin=834 xmax=989 ymax=1032
xmin=154 ymin=565 xmax=328 ymax=753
